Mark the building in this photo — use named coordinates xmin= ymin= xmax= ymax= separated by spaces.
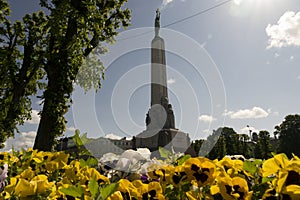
xmin=56 ymin=136 xmax=132 ymax=159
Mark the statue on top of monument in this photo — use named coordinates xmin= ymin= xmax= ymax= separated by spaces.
xmin=155 ymin=9 xmax=160 ymax=36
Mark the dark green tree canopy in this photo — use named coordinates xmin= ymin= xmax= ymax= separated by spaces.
xmin=0 ymin=0 xmax=131 ymax=150
xmin=275 ymin=114 xmax=300 ymax=158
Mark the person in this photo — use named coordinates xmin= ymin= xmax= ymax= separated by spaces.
xmin=155 ymin=9 xmax=160 ymax=36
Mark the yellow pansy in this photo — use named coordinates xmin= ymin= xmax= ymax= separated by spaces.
xmin=211 ymin=174 xmax=251 ymax=200
xmin=133 ymin=180 xmax=164 ymax=200
xmin=168 ymin=165 xmax=187 ymax=187
xmin=183 ymin=157 xmax=216 ymax=187
xmin=118 ymin=179 xmax=139 ymax=198
xmin=262 ymin=153 xmax=290 ymax=178
xmin=31 ymin=174 xmax=54 ymax=194
xmin=32 ymin=151 xmax=52 ymax=164
xmin=45 ymin=161 xmax=59 ymax=171
xmin=107 ymin=191 xmax=123 ymax=200
xmin=262 ymin=189 xmax=277 ymax=199
xmin=148 ymin=181 xmax=164 ymax=200
xmin=277 ymin=162 xmax=300 ymax=193
xmin=216 ymin=157 xmax=245 ymax=177
xmin=51 ymin=151 xmax=69 ymax=169
xmin=3 ymin=177 xmax=17 ymax=195
xmin=17 ymin=168 xmax=35 ymax=180
xmin=14 ymin=178 xmax=36 ymax=197
xmin=281 ymin=185 xmax=300 ymax=200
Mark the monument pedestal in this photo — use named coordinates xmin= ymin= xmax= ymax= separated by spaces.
xmin=135 ymin=128 xmax=190 ymax=153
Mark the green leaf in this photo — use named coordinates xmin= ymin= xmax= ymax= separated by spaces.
xmin=88 ymin=178 xmax=99 ymax=198
xmin=80 ymin=132 xmax=89 ymax=144
xmin=159 ymin=146 xmax=171 ymax=159
xmin=262 ymin=176 xmax=274 ymax=183
xmin=79 ymin=157 xmax=98 ymax=168
xmin=60 ymin=185 xmax=84 ymax=198
xmin=73 ymin=129 xmax=83 ymax=146
xmin=100 ymin=183 xmax=118 ymax=200
xmin=243 ymin=160 xmax=257 ymax=174
xmin=176 ymin=155 xmax=191 ymax=166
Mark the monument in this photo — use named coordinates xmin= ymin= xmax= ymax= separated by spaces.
xmin=134 ymin=10 xmax=190 ymax=153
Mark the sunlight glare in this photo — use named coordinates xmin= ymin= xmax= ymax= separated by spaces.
xmin=230 ymin=0 xmax=278 ymax=18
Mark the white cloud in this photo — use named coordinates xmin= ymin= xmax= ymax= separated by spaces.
xmin=274 ymin=53 xmax=280 ymax=58
xmin=267 ymin=108 xmax=280 ymax=116
xmin=160 ymin=0 xmax=174 ymax=10
xmin=1 ymin=131 xmax=36 ymax=151
xmin=167 ymin=78 xmax=175 ymax=85
xmin=104 ymin=133 xmax=123 ymax=140
xmin=266 ymin=11 xmax=300 ymax=48
xmin=297 ymin=75 xmax=300 ymax=79
xmin=198 ymin=115 xmax=216 ymax=123
xmin=290 ymin=56 xmax=294 ymax=60
xmin=25 ymin=110 xmax=40 ymax=124
xmin=224 ymin=107 xmax=269 ymax=119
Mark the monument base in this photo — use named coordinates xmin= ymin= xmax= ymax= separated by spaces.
xmin=134 ymin=128 xmax=190 ymax=153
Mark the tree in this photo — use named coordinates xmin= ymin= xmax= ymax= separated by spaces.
xmin=208 ymin=134 xmax=226 ymax=160
xmin=252 ymin=132 xmax=258 ymax=142
xmin=239 ymin=134 xmax=251 ymax=158
xmin=221 ymin=127 xmax=240 ymax=155
xmin=0 ymin=0 xmax=130 ymax=150
xmin=0 ymin=1 xmax=46 ymax=147
xmin=254 ymin=130 xmax=272 ymax=159
xmin=191 ymin=139 xmax=204 ymax=155
xmin=275 ymin=114 xmax=300 ymax=158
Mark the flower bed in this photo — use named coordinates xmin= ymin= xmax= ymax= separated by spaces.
xmin=0 ymin=149 xmax=299 ymax=199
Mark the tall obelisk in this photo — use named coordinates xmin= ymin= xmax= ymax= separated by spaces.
xmin=151 ymin=9 xmax=168 ymax=106
xmin=135 ymin=10 xmax=189 ymax=153
xmin=146 ymin=9 xmax=175 ymax=131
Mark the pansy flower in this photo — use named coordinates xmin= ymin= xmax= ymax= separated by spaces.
xmin=133 ymin=180 xmax=164 ymax=200
xmin=167 ymin=165 xmax=187 ymax=187
xmin=262 ymin=153 xmax=290 ymax=178
xmin=216 ymin=157 xmax=250 ymax=178
xmin=211 ymin=174 xmax=252 ymax=200
xmin=107 ymin=191 xmax=123 ymax=200
xmin=183 ymin=157 xmax=216 ymax=187
xmin=117 ymin=179 xmax=139 ymax=199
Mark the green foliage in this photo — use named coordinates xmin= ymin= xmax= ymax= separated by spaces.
xmin=79 ymin=157 xmax=99 ymax=168
xmin=254 ymin=130 xmax=272 ymax=159
xmin=60 ymin=185 xmax=85 ymax=199
xmin=176 ymin=154 xmax=191 ymax=166
xmin=243 ymin=159 xmax=262 ymax=175
xmin=275 ymin=114 xmax=300 ymax=158
xmin=88 ymin=178 xmax=99 ymax=199
xmin=0 ymin=0 xmax=131 ymax=150
xmin=33 ymin=0 xmax=131 ymax=151
xmin=73 ymin=129 xmax=88 ymax=147
xmin=100 ymin=183 xmax=119 ymax=200
xmin=0 ymin=0 xmax=47 ymax=147
xmin=159 ymin=146 xmax=171 ymax=159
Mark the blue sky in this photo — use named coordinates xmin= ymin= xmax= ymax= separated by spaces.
xmin=3 ymin=0 xmax=300 ymax=151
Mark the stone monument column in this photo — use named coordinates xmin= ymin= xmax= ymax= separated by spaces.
xmin=148 ymin=9 xmax=175 ymax=130
xmin=136 ymin=10 xmax=190 ymax=153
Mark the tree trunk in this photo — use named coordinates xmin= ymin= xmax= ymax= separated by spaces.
xmin=33 ymin=74 xmax=71 ymax=151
